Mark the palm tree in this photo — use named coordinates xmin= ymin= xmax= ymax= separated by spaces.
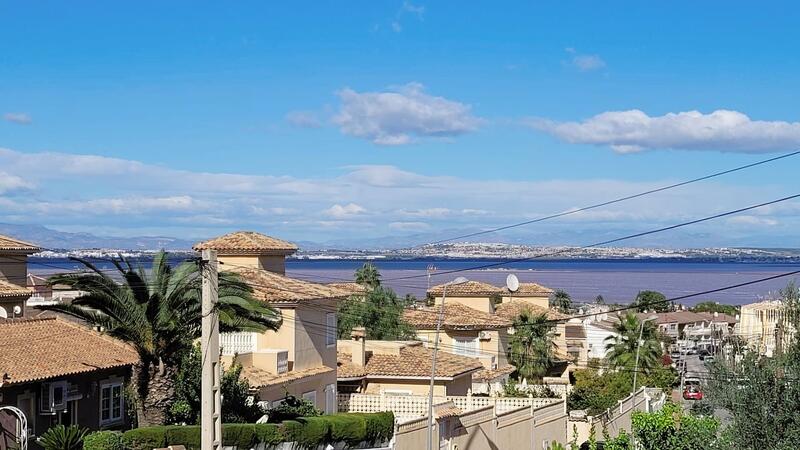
xmin=509 ymin=310 xmax=556 ymax=381
xmin=550 ymin=289 xmax=573 ymax=314
xmin=605 ymin=313 xmax=662 ymax=373
xmin=354 ymin=262 xmax=381 ymax=289
xmin=41 ymin=251 xmax=281 ymax=426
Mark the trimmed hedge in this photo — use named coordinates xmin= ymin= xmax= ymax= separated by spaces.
xmin=118 ymin=412 xmax=394 ymax=450
xmin=84 ymin=431 xmax=123 ymax=450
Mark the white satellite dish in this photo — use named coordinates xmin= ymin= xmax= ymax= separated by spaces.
xmin=506 ymin=274 xmax=519 ymax=292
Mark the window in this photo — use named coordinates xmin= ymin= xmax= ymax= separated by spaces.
xmin=40 ymin=380 xmax=67 ymax=414
xmin=100 ymin=381 xmax=124 ymax=425
xmin=326 ymin=313 xmax=336 ymax=347
xmin=453 ymin=336 xmax=479 ymax=357
xmin=302 ymin=390 xmax=317 ymax=407
xmin=324 ymin=384 xmax=336 ymax=415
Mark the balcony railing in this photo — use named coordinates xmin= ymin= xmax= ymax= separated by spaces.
xmin=220 ymin=332 xmax=257 ymax=356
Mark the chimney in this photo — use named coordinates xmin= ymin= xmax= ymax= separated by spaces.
xmin=351 ymin=327 xmax=366 ymax=367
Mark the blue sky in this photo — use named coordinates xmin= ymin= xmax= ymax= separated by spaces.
xmin=1 ymin=1 xmax=799 ymax=247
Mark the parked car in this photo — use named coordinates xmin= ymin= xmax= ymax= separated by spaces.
xmin=683 ymin=385 xmax=704 ymax=400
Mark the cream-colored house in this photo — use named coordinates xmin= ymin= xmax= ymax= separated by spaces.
xmin=193 ymin=231 xmax=350 ymax=414
xmin=736 ymin=299 xmax=793 ymax=356
xmin=336 ymin=331 xmax=482 ymax=396
xmin=500 ymin=282 xmax=553 ymax=309
xmin=0 ymin=234 xmax=39 ymax=319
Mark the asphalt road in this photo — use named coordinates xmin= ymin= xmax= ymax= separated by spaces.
xmin=678 ymin=354 xmax=732 ymax=423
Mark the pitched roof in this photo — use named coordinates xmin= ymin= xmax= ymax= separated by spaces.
xmin=326 ymin=282 xmax=370 ymax=296
xmin=0 ymin=280 xmax=32 ymax=299
xmin=472 ymin=364 xmax=516 ymax=382
xmin=696 ymin=312 xmax=738 ymax=324
xmin=0 ymin=235 xmax=40 ymax=253
xmin=494 ymin=301 xmax=569 ymax=322
xmin=565 ymin=324 xmax=586 ymax=339
xmin=502 ymin=282 xmax=554 ymax=296
xmin=0 ymin=318 xmax=138 ymax=385
xmin=402 ymin=303 xmax=512 ymax=331
xmin=337 ymin=345 xmax=483 ymax=380
xmin=641 ymin=311 xmax=709 ymax=326
xmin=241 ymin=365 xmax=335 ymax=388
xmin=427 ymin=280 xmax=502 ymax=297
xmin=231 ymin=267 xmax=350 ymax=303
xmin=193 ymin=231 xmax=298 ymax=255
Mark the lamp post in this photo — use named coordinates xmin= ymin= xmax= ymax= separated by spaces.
xmin=427 ymin=276 xmax=469 ymax=450
xmin=632 ymin=315 xmax=658 ymax=395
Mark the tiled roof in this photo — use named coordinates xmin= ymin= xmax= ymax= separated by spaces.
xmin=697 ymin=312 xmax=738 ymax=324
xmin=565 ymin=324 xmax=586 ymax=339
xmin=193 ymin=231 xmax=298 ymax=254
xmin=428 ymin=280 xmax=502 ymax=297
xmin=434 ymin=402 xmax=462 ymax=419
xmin=494 ymin=301 xmax=569 ymax=322
xmin=241 ymin=365 xmax=334 ymax=388
xmin=641 ymin=311 xmax=708 ymax=326
xmin=0 ymin=318 xmax=138 ymax=385
xmin=326 ymin=282 xmax=370 ymax=296
xmin=0 ymin=280 xmax=32 ymax=298
xmin=472 ymin=364 xmax=516 ymax=382
xmin=337 ymin=345 xmax=483 ymax=380
xmin=0 ymin=234 xmax=40 ymax=252
xmin=231 ymin=267 xmax=350 ymax=303
xmin=502 ymin=282 xmax=554 ymax=296
xmin=402 ymin=303 xmax=512 ymax=330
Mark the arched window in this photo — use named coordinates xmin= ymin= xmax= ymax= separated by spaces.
xmin=0 ymin=305 xmax=7 ymax=319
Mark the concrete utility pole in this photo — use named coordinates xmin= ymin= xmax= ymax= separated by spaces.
xmin=201 ymin=249 xmax=222 ymax=450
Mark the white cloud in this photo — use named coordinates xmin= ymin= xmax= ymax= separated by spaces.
xmin=565 ymin=48 xmax=606 ymax=71
xmin=727 ymin=215 xmax=779 ymax=227
xmin=0 ymin=172 xmax=34 ymax=194
xmin=285 ymin=111 xmax=322 ymax=128
xmin=389 ymin=221 xmax=430 ymax=231
xmin=391 ymin=21 xmax=402 ymax=32
xmin=324 ymin=203 xmax=367 ymax=219
xmin=401 ymin=1 xmax=425 ymax=17
xmin=3 ymin=113 xmax=31 ymax=125
xmin=332 ymin=83 xmax=482 ymax=145
xmin=529 ymin=109 xmax=800 ymax=153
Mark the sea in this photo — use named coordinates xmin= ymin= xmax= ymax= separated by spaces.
xmin=29 ymin=257 xmax=800 ymax=306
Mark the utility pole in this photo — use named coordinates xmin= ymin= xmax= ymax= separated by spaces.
xmin=201 ymin=249 xmax=222 ymax=450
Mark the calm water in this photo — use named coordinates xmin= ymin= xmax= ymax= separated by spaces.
xmin=29 ymin=257 xmax=800 ymax=306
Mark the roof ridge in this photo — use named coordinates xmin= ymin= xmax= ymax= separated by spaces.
xmin=0 ymin=316 xmax=57 ymax=326
xmin=0 ymin=234 xmax=40 ymax=250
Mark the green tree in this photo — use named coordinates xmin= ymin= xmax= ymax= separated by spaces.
xmin=354 ymin=262 xmax=381 ymax=288
xmin=632 ymin=403 xmax=720 ymax=450
xmin=551 ymin=289 xmax=574 ymax=313
xmin=689 ymin=301 xmax=738 ymax=316
xmin=509 ymin=310 xmax=556 ymax=381
xmin=605 ymin=313 xmax=662 ymax=372
xmin=594 ymin=294 xmax=605 ymax=305
xmin=42 ymin=252 xmax=280 ymax=426
xmin=338 ymin=286 xmax=415 ymax=340
xmin=632 ymin=290 xmax=670 ymax=313
xmin=168 ymin=346 xmax=266 ymax=424
xmin=567 ymin=367 xmax=675 ymax=415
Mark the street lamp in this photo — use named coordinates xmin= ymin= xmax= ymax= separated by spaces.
xmin=427 ymin=276 xmax=469 ymax=450
xmin=632 ymin=315 xmax=658 ymax=395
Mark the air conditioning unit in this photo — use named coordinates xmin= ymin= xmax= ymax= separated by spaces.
xmin=478 ymin=331 xmax=491 ymax=341
xmin=40 ymin=380 xmax=68 ymax=414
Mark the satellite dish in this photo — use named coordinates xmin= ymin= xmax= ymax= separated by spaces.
xmin=506 ymin=274 xmax=519 ymax=292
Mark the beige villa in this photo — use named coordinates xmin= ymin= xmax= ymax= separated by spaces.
xmin=0 ymin=234 xmax=39 ymax=319
xmin=193 ymin=231 xmax=350 ymax=414
xmin=336 ymin=330 xmax=482 ymax=396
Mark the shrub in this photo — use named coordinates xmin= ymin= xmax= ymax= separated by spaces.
xmin=281 ymin=418 xmax=330 ymax=449
xmin=83 ymin=431 xmax=122 ymax=450
xmin=327 ymin=414 xmax=367 ymax=446
xmin=121 ymin=426 xmax=167 ymax=450
xmin=39 ymin=425 xmax=88 ymax=450
xmin=358 ymin=412 xmax=395 ymax=443
xmin=164 ymin=426 xmax=200 ymax=449
xmin=222 ymin=424 xmax=257 ymax=449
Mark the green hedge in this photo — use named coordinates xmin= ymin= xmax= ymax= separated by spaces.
xmin=84 ymin=431 xmax=123 ymax=450
xmin=118 ymin=412 xmax=394 ymax=450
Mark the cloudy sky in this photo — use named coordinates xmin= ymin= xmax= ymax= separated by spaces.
xmin=1 ymin=2 xmax=799 ymax=248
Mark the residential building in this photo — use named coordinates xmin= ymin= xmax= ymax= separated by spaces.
xmin=494 ymin=301 xmax=570 ymax=361
xmin=736 ymin=300 xmax=792 ymax=356
xmin=565 ymin=323 xmax=588 ymax=365
xmin=0 ymin=318 xmax=138 ymax=439
xmin=427 ymin=280 xmax=504 ymax=313
xmin=193 ymin=231 xmax=349 ymax=414
xmin=642 ymin=311 xmax=710 ymax=342
xmin=0 ymin=234 xmax=40 ymax=319
xmin=500 ymin=282 xmax=554 ymax=310
xmin=336 ymin=332 xmax=482 ymax=396
xmin=578 ymin=314 xmax=622 ymax=361
xmin=685 ymin=311 xmax=739 ymax=351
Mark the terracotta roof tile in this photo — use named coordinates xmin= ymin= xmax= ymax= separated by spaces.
xmin=326 ymin=282 xmax=370 ymax=296
xmin=241 ymin=365 xmax=334 ymax=388
xmin=0 ymin=235 xmax=40 ymax=252
xmin=502 ymin=282 xmax=554 ymax=296
xmin=0 ymin=280 xmax=31 ymax=298
xmin=0 ymin=318 xmax=139 ymax=385
xmin=494 ymin=301 xmax=569 ymax=322
xmin=565 ymin=324 xmax=586 ymax=339
xmin=336 ymin=355 xmax=368 ymax=379
xmin=337 ymin=345 xmax=482 ymax=380
xmin=193 ymin=231 xmax=298 ymax=254
xmin=639 ymin=311 xmax=708 ymax=326
xmin=231 ymin=267 xmax=350 ymax=303
xmin=428 ymin=281 xmax=502 ymax=297
xmin=472 ymin=364 xmax=516 ymax=382
xmin=434 ymin=402 xmax=462 ymax=418
xmin=402 ymin=303 xmax=512 ymax=330
xmin=696 ymin=312 xmax=738 ymax=324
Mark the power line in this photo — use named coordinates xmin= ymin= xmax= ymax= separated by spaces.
xmin=425 ymin=150 xmax=800 ymax=245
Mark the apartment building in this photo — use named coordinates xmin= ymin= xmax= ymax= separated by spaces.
xmin=736 ymin=300 xmax=792 ymax=356
xmin=0 ymin=234 xmax=39 ymax=319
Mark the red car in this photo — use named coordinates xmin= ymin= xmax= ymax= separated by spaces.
xmin=683 ymin=385 xmax=703 ymax=400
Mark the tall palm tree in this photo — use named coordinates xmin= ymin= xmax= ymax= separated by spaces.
xmin=509 ymin=310 xmax=556 ymax=381
xmin=41 ymin=251 xmax=281 ymax=426
xmin=550 ymin=289 xmax=573 ymax=314
xmin=604 ymin=313 xmax=662 ymax=373
xmin=354 ymin=262 xmax=381 ymax=289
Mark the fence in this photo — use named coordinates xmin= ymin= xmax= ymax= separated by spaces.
xmin=338 ymin=392 xmax=562 ymax=420
xmin=569 ymin=387 xmax=666 ymax=445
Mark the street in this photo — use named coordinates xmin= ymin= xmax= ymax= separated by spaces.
xmin=676 ymin=354 xmax=731 ymax=424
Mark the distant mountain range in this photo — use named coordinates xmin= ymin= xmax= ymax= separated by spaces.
xmin=0 ymin=223 xmax=195 ymax=251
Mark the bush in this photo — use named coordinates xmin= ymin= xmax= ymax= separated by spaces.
xmin=121 ymin=426 xmax=167 ymax=450
xmin=83 ymin=431 xmax=122 ymax=450
xmin=39 ymin=425 xmax=88 ymax=450
xmin=327 ymin=414 xmax=367 ymax=446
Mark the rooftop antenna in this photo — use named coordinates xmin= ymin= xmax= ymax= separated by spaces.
xmin=506 ymin=274 xmax=519 ymax=292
